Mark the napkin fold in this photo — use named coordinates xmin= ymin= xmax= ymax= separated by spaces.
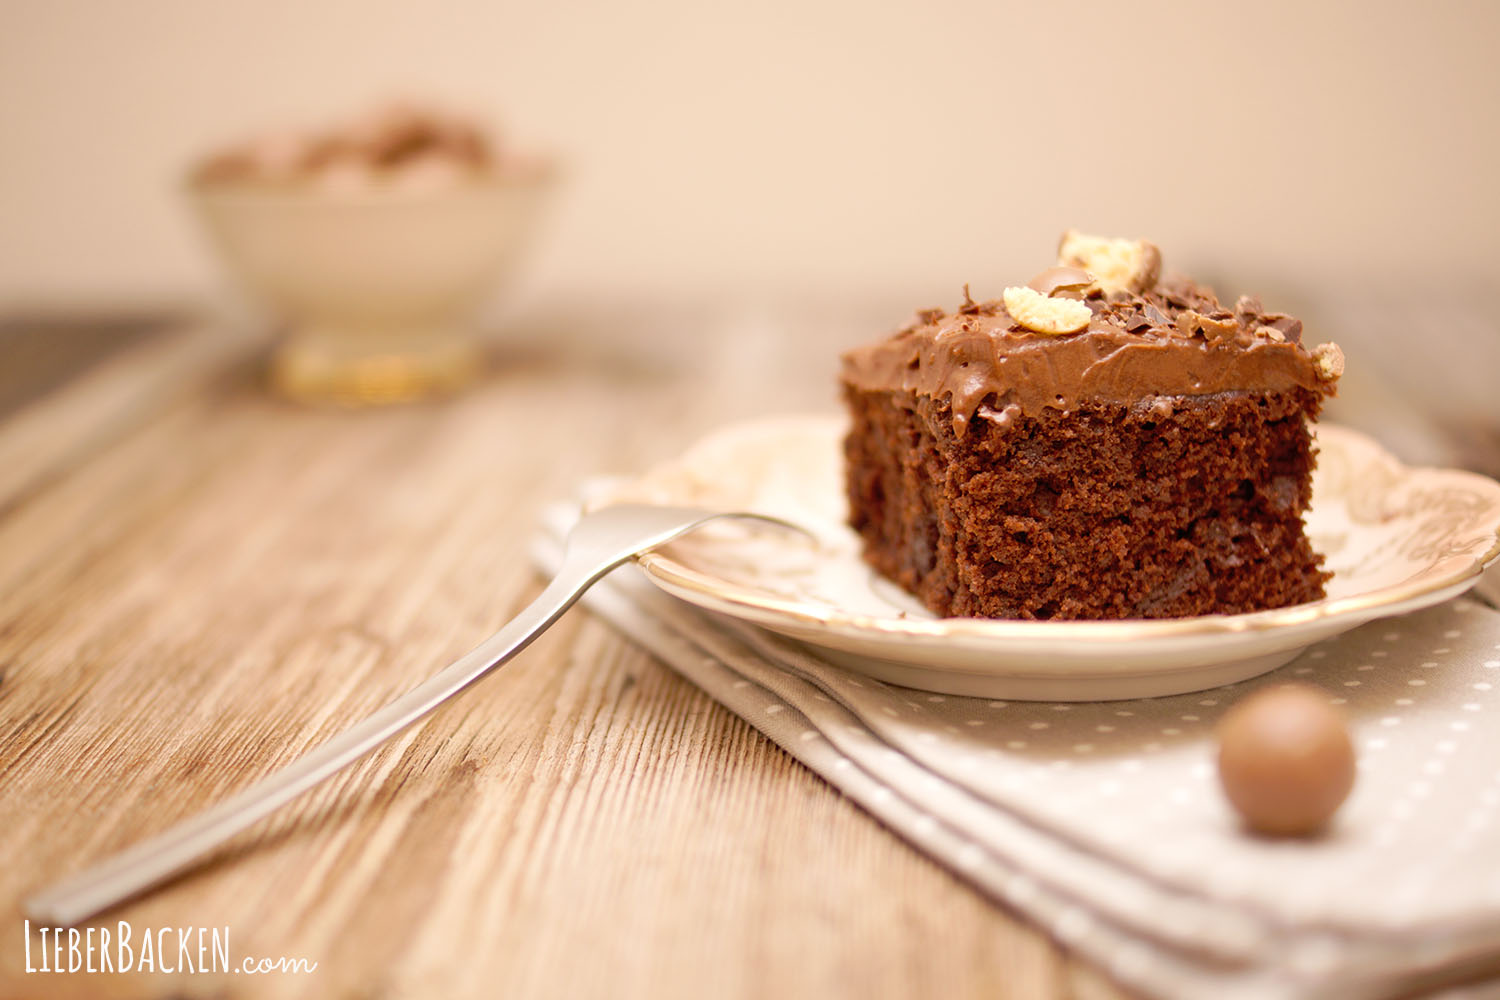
xmin=534 ymin=503 xmax=1500 ymax=1000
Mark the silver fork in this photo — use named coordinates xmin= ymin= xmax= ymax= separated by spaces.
xmin=27 ymin=503 xmax=804 ymax=927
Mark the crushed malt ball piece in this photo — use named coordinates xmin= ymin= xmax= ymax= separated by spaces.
xmin=1198 ymin=314 xmax=1239 ymax=343
xmin=1002 ymin=286 xmax=1092 ymax=335
xmin=1026 ymin=266 xmax=1095 ymax=297
xmin=1255 ymin=325 xmax=1287 ymax=342
xmin=1175 ymin=310 xmax=1204 ymax=338
xmin=1312 ymin=342 xmax=1345 ymax=380
xmin=1057 ymin=230 xmax=1162 ymax=294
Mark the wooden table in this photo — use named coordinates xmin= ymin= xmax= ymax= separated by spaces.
xmin=0 ymin=300 xmax=1142 ymax=1000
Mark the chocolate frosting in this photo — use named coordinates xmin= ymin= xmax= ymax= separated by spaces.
xmin=841 ymin=271 xmax=1338 ymax=435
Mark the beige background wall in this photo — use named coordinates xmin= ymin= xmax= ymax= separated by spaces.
xmin=1 ymin=0 xmax=1497 ymax=309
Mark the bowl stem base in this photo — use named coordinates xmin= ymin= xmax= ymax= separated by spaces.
xmin=269 ymin=323 xmax=482 ymax=405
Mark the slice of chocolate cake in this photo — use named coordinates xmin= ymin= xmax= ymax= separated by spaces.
xmin=840 ymin=232 xmax=1344 ymax=621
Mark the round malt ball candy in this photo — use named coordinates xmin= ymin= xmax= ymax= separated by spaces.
xmin=1215 ymin=683 xmax=1356 ymax=836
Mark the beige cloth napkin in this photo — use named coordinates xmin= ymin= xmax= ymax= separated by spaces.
xmin=535 ymin=503 xmax=1500 ymax=999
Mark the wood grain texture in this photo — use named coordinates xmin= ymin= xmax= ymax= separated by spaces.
xmin=0 ymin=304 xmax=1138 ymax=1000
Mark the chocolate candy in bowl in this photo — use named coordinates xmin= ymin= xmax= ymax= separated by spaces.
xmin=188 ymin=103 xmax=557 ymax=404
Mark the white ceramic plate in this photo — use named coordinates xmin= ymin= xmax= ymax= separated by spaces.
xmin=609 ymin=416 xmax=1500 ymax=700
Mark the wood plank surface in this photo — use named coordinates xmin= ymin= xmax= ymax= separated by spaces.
xmin=0 ymin=303 xmax=1138 ymax=1000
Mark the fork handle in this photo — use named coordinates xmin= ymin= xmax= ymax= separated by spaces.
xmin=26 ymin=564 xmax=598 ymax=927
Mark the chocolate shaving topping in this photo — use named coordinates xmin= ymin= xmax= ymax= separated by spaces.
xmin=842 ymin=293 xmax=1336 ymax=432
xmin=1143 ymin=304 xmax=1171 ymax=328
xmin=1265 ymin=315 xmax=1303 ymax=345
xmin=1158 ymin=275 xmax=1193 ymax=308
xmin=841 ymin=244 xmax=1336 ymax=434
xmin=958 ymin=283 xmax=980 ymax=314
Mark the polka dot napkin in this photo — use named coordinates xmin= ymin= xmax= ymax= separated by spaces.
xmin=536 ymin=506 xmax=1500 ymax=1000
